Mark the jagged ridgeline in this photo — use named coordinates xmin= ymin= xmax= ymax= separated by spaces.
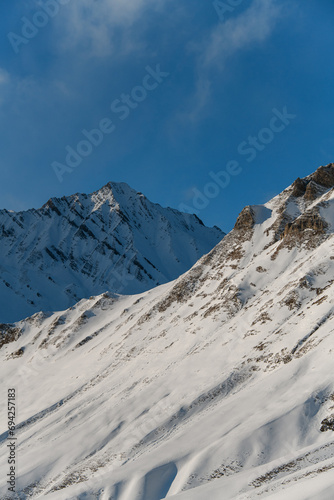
xmin=0 ymin=182 xmax=224 ymax=323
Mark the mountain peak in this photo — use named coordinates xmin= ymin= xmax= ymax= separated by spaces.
xmin=98 ymin=180 xmax=135 ymax=197
xmin=0 ymin=182 xmax=224 ymax=323
xmin=92 ymin=180 xmax=151 ymax=210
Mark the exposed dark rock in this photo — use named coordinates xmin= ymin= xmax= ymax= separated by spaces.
xmin=45 ymin=247 xmax=57 ymax=260
xmin=311 ymin=164 xmax=334 ymax=188
xmin=290 ymin=164 xmax=334 ymax=202
xmin=304 ymin=180 xmax=320 ymax=201
xmin=234 ymin=206 xmax=255 ymax=230
xmin=42 ymin=199 xmax=62 ymax=216
xmin=266 ymin=203 xmax=293 ymax=242
xmin=0 ymin=324 xmax=21 ymax=349
xmin=291 ymin=177 xmax=307 ymax=197
xmin=281 ymin=210 xmax=327 ymax=239
xmin=9 ymin=347 xmax=25 ymax=358
xmin=320 ymin=416 xmax=334 ymax=432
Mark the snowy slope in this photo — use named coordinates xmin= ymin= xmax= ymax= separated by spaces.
xmin=0 ymin=164 xmax=334 ymax=500
xmin=0 ymin=182 xmax=223 ymax=323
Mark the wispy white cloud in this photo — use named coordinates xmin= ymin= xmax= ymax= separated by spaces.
xmin=202 ymin=0 xmax=281 ymax=69
xmin=0 ymin=69 xmax=10 ymax=85
xmin=0 ymin=68 xmax=10 ymax=106
xmin=185 ymin=0 xmax=282 ymax=122
xmin=55 ymin=0 xmax=167 ymax=58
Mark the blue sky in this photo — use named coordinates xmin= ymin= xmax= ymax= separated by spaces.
xmin=1 ymin=0 xmax=334 ymax=231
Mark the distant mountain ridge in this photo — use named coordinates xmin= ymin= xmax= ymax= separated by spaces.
xmin=0 ymin=181 xmax=224 ymax=323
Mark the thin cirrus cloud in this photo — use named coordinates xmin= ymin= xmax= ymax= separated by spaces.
xmin=54 ymin=0 xmax=168 ymax=58
xmin=185 ymin=0 xmax=283 ymax=121
xmin=2 ymin=0 xmax=171 ymax=127
xmin=202 ymin=0 xmax=282 ymax=69
xmin=0 ymin=68 xmax=10 ymax=106
xmin=0 ymin=69 xmax=10 ymax=85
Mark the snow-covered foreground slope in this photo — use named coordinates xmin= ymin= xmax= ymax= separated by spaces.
xmin=0 ymin=164 xmax=334 ymax=499
xmin=0 ymin=182 xmax=223 ymax=323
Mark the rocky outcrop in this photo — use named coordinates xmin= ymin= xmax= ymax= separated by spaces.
xmin=234 ymin=206 xmax=255 ymax=230
xmin=281 ymin=210 xmax=327 ymax=239
xmin=320 ymin=417 xmax=334 ymax=432
xmin=291 ymin=177 xmax=307 ymax=197
xmin=304 ymin=181 xmax=320 ymax=201
xmin=0 ymin=324 xmax=21 ymax=349
xmin=311 ymin=164 xmax=334 ymax=188
xmin=272 ymin=164 xmax=334 ymax=249
xmin=291 ymin=164 xmax=334 ymax=200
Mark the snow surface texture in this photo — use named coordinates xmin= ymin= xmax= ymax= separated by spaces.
xmin=0 ymin=164 xmax=334 ymax=499
xmin=0 ymin=182 xmax=223 ymax=323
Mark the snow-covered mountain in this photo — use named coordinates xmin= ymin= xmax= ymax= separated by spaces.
xmin=0 ymin=164 xmax=334 ymax=499
xmin=0 ymin=182 xmax=223 ymax=323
